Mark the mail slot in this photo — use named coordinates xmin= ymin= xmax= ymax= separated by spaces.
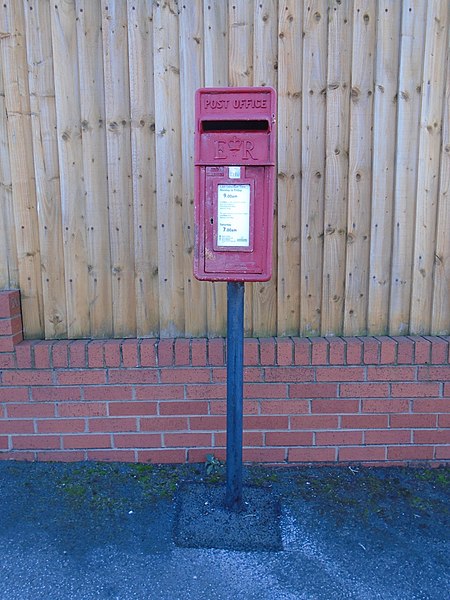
xmin=194 ymin=87 xmax=276 ymax=282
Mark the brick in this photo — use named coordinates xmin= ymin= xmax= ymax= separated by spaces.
xmin=418 ymin=366 xmax=450 ymax=381
xmin=0 ymin=336 xmax=16 ymax=353
xmin=341 ymin=415 xmax=388 ymax=429
xmin=141 ymin=416 xmax=189 ymax=431
xmin=137 ymin=449 xmax=186 ymax=463
xmin=277 ymin=338 xmax=294 ymax=366
xmin=260 ymin=338 xmax=276 ymax=366
xmin=0 ymin=314 xmax=22 ymax=336
xmin=0 ymin=437 xmax=9 ymax=450
xmin=328 ymin=337 xmax=346 ymax=365
xmin=135 ymin=385 xmax=183 ymax=400
xmin=290 ymin=383 xmax=338 ymax=398
xmin=339 ymin=446 xmax=386 ymax=462
xmin=290 ymin=415 xmax=339 ymax=429
xmin=0 ymin=387 xmax=28 ymax=402
xmin=367 ymin=366 xmax=416 ymax=381
xmin=7 ymin=404 xmax=55 ymax=418
xmin=393 ymin=337 xmax=414 ymax=364
xmin=413 ymin=399 xmax=450 ymax=413
xmin=164 ymin=432 xmax=211 ymax=447
xmin=11 ymin=342 xmax=33 ymax=368
xmin=159 ymin=401 xmax=209 ymax=416
xmin=32 ymin=387 xmax=81 ymax=402
xmin=410 ymin=336 xmax=431 ymax=364
xmin=438 ymin=414 xmax=450 ymax=427
xmin=52 ymin=341 xmax=70 ymax=368
xmin=2 ymin=370 xmax=52 ymax=386
xmin=316 ymin=431 xmax=363 ymax=446
xmin=37 ymin=419 xmax=86 ymax=434
xmin=424 ymin=336 xmax=449 ymax=364
xmin=174 ymin=339 xmax=190 ymax=366
xmin=63 ymin=434 xmax=111 ymax=449
xmin=0 ymin=291 xmax=21 ymax=318
xmin=293 ymin=338 xmax=311 ymax=365
xmin=391 ymin=382 xmax=440 ymax=398
xmin=157 ymin=339 xmax=174 ymax=366
xmin=215 ymin=431 xmax=263 ymax=447
xmin=104 ymin=341 xmax=122 ymax=367
xmin=0 ymin=353 xmax=15 ymax=368
xmin=69 ymin=341 xmax=88 ymax=368
xmin=108 ymin=369 xmax=158 ymax=385
xmin=264 ymin=367 xmax=314 ymax=383
xmin=33 ymin=341 xmax=52 ymax=368
xmin=414 ymin=430 xmax=450 ymax=445
xmin=261 ymin=400 xmax=309 ymax=415
xmin=209 ymin=399 xmax=258 ymax=415
xmin=311 ymin=338 xmax=328 ymax=365
xmin=208 ymin=338 xmax=225 ymax=366
xmin=87 ymin=341 xmax=105 ymax=368
xmin=140 ymin=339 xmax=158 ymax=367
xmin=89 ymin=417 xmax=137 ymax=433
xmin=58 ymin=402 xmax=107 ymax=418
xmin=311 ymin=399 xmax=360 ymax=414
xmin=244 ymin=415 xmax=289 ymax=430
xmin=340 ymin=382 xmax=389 ymax=398
xmin=244 ymin=338 xmax=259 ymax=366
xmin=87 ymin=450 xmax=135 ymax=462
xmin=188 ymin=416 xmax=225 ymax=431
xmin=387 ymin=446 xmax=434 ymax=461
xmin=265 ymin=431 xmax=313 ymax=446
xmin=445 ymin=383 xmax=450 ymax=397
xmin=361 ymin=337 xmax=380 ymax=364
xmin=365 ymin=430 xmax=411 ymax=445
xmin=13 ymin=435 xmax=60 ymax=450
xmin=84 ymin=386 xmax=132 ymax=401
xmin=243 ymin=448 xmax=286 ymax=462
xmin=244 ymin=383 xmax=287 ymax=399
xmin=435 ymin=446 xmax=450 ymax=460
xmin=186 ymin=384 xmax=226 ymax=400
xmin=122 ymin=340 xmax=139 ymax=367
xmin=345 ymin=337 xmax=363 ymax=364
xmin=390 ymin=414 xmax=437 ymax=429
xmin=56 ymin=370 xmax=106 ymax=385
xmin=188 ymin=448 xmax=226 ymax=463
xmin=191 ymin=339 xmax=207 ymax=366
xmin=38 ymin=451 xmax=85 ymax=462
xmin=213 ymin=367 xmax=228 ymax=382
xmin=160 ymin=368 xmax=210 ymax=384
xmin=288 ymin=447 xmax=336 ymax=462
xmin=362 ymin=398 xmax=410 ymax=413
xmin=109 ymin=402 xmax=157 ymax=416
xmin=0 ymin=420 xmax=34 ymax=434
xmin=0 ymin=450 xmax=34 ymax=460
xmin=376 ymin=336 xmax=397 ymax=364
xmin=316 ymin=367 xmax=365 ymax=382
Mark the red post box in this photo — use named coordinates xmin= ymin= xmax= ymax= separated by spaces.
xmin=194 ymin=87 xmax=276 ymax=282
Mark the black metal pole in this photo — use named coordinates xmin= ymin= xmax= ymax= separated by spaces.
xmin=225 ymin=281 xmax=245 ymax=511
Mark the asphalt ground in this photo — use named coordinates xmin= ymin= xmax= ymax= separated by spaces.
xmin=0 ymin=461 xmax=449 ymax=600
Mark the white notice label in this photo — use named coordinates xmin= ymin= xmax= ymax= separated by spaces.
xmin=217 ymin=184 xmax=250 ymax=247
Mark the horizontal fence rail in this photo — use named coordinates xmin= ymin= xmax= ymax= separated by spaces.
xmin=0 ymin=0 xmax=449 ymax=340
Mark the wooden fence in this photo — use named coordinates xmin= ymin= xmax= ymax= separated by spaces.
xmin=0 ymin=0 xmax=449 ymax=340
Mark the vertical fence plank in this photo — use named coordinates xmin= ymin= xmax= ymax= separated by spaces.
xmin=410 ymin=0 xmax=449 ymax=334
xmin=0 ymin=44 xmax=18 ymax=289
xmin=321 ymin=0 xmax=352 ymax=336
xmin=277 ymin=0 xmax=302 ymax=336
xmin=153 ymin=0 xmax=185 ymax=337
xmin=180 ymin=0 xmax=207 ymax=337
xmin=204 ymin=0 xmax=228 ymax=337
xmin=252 ymin=0 xmax=278 ymax=337
xmin=102 ymin=0 xmax=136 ymax=337
xmin=1 ymin=0 xmax=43 ymax=336
xmin=127 ymin=0 xmax=159 ymax=337
xmin=51 ymin=0 xmax=89 ymax=338
xmin=300 ymin=0 xmax=327 ymax=336
xmin=77 ymin=0 xmax=112 ymax=337
xmin=343 ymin=0 xmax=375 ymax=335
xmin=229 ymin=0 xmax=254 ymax=335
xmin=25 ymin=0 xmax=67 ymax=339
xmin=389 ymin=0 xmax=427 ymax=335
xmin=431 ymin=30 xmax=450 ymax=334
xmin=367 ymin=0 xmax=401 ymax=334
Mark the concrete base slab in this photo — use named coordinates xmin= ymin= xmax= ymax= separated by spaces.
xmin=173 ymin=483 xmax=282 ymax=551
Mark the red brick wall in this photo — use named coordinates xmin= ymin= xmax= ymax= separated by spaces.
xmin=1 ymin=290 xmax=449 ymax=465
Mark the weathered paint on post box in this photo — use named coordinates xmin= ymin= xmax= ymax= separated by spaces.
xmin=194 ymin=87 xmax=276 ymax=282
